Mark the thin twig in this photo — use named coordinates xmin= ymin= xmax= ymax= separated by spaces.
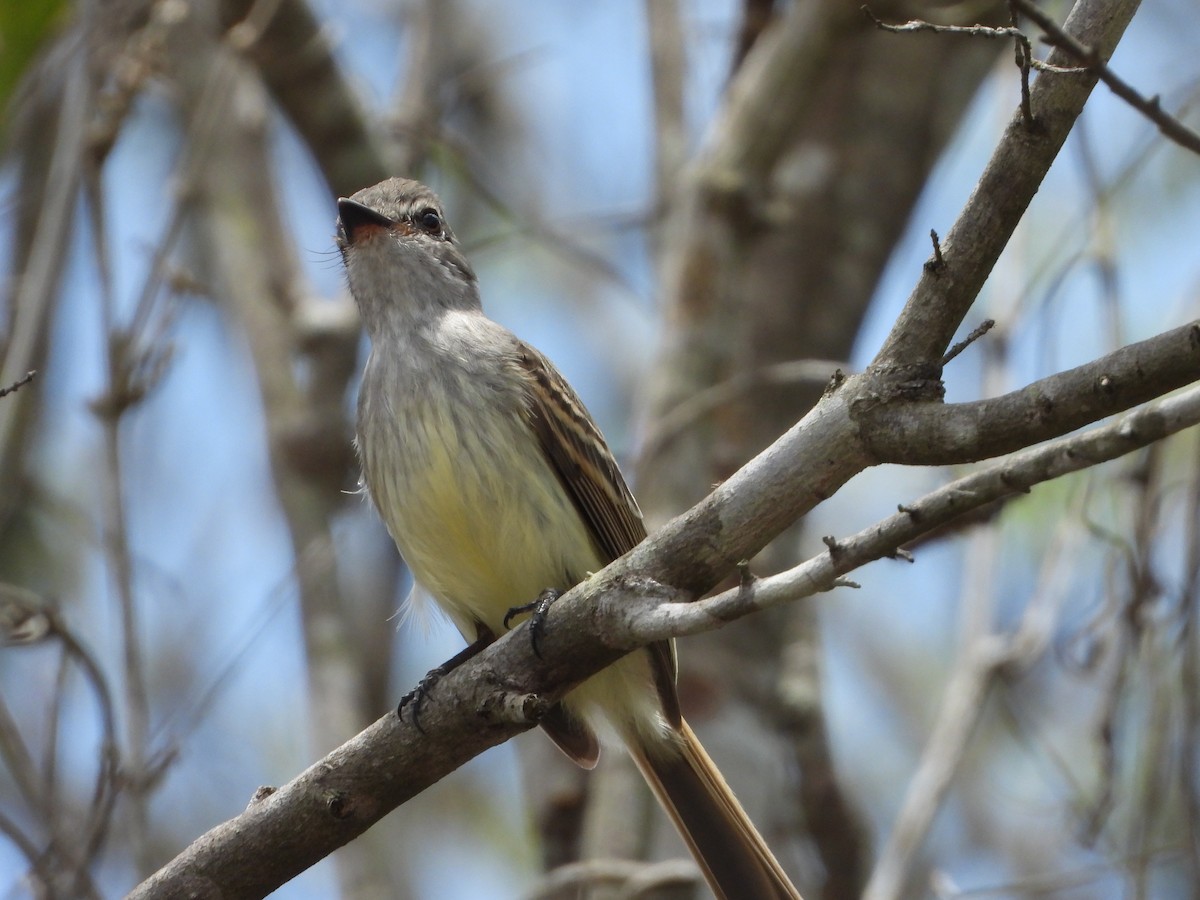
xmin=926 ymin=228 xmax=944 ymax=272
xmin=1011 ymin=0 xmax=1200 ymax=156
xmin=83 ymin=146 xmax=154 ymax=878
xmin=941 ymin=319 xmax=995 ymax=367
xmin=0 ymin=371 xmax=36 ymax=399
xmin=864 ymin=7 xmax=1020 ymax=40
xmin=1008 ymin=0 xmax=1034 ymax=124
xmin=865 ymin=5 xmax=1035 ymax=124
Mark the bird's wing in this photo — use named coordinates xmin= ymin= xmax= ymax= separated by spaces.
xmin=516 ymin=343 xmax=679 ymax=727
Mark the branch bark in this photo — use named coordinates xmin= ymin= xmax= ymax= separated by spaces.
xmin=874 ymin=0 xmax=1142 ymax=371
xmin=129 ymin=365 xmax=1200 ymax=899
xmin=861 ymin=320 xmax=1200 ymax=464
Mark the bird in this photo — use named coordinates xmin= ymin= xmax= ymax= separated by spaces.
xmin=337 ymin=176 xmax=802 ymax=900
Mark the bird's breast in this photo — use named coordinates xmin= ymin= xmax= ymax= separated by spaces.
xmin=357 ymin=357 xmax=601 ymax=640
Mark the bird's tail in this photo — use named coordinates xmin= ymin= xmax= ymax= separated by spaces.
xmin=628 ymin=718 xmax=803 ymax=900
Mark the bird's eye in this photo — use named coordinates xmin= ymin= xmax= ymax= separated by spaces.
xmin=415 ymin=208 xmax=442 ymax=236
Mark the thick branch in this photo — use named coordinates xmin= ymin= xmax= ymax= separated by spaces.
xmin=637 ymin=382 xmax=1200 ymax=639
xmin=130 ymin=0 xmax=1157 ymax=894
xmin=861 ymin=320 xmax=1200 ymax=464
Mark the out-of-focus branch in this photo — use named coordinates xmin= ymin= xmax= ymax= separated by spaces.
xmin=645 ymin=0 xmax=687 ymax=207
xmin=862 ymin=521 xmax=1081 ymax=900
xmin=1178 ymin=432 xmax=1200 ymax=885
xmin=731 ymin=0 xmax=776 ymax=73
xmin=387 ymin=0 xmax=444 ymax=175
xmin=84 ymin=154 xmax=154 ymax=880
xmin=638 ymin=358 xmax=845 ymax=466
xmin=218 ymin=0 xmax=392 ymax=196
xmin=167 ymin=3 xmax=403 ymax=886
xmin=0 ymin=585 xmax=120 ymax=898
xmin=0 ymin=41 xmax=89 ymax=530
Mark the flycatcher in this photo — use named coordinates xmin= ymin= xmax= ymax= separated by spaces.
xmin=337 ymin=177 xmax=802 ymax=900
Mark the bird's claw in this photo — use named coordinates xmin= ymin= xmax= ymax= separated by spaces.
xmin=503 ymin=588 xmax=561 ymax=659
xmin=397 ymin=665 xmax=448 ymax=732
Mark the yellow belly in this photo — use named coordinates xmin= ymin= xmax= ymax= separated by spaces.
xmin=361 ymin=390 xmax=668 ymax=745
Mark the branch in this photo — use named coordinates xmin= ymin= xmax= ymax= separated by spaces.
xmin=218 ymin=0 xmax=392 ymax=196
xmin=1011 ymin=0 xmax=1200 ymax=156
xmin=873 ymin=0 xmax=1141 ymax=371
xmin=645 ymin=0 xmax=687 ymax=204
xmin=0 ymin=371 xmax=35 ymax=399
xmin=862 ymin=521 xmax=1078 ymax=900
xmin=129 ymin=368 xmax=1200 ymax=898
xmin=633 ymin=382 xmax=1200 ymax=639
xmin=130 ymin=0 xmax=1163 ymax=894
xmin=861 ymin=320 xmax=1200 ymax=464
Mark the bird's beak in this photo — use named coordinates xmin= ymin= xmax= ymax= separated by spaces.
xmin=337 ymin=198 xmax=395 ymax=245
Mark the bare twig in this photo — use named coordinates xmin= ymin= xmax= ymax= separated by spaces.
xmin=864 ymin=320 xmax=1200 ymax=465
xmin=925 ymin=229 xmax=945 ymax=273
xmin=940 ymin=319 xmax=995 ymax=367
xmin=1011 ymin=0 xmax=1200 ymax=156
xmin=864 ymin=6 xmax=1016 ymax=40
xmin=646 ymin=383 xmax=1200 ymax=638
xmin=864 ymin=4 xmax=1038 ymax=124
xmin=1008 ymin=0 xmax=1034 ymax=124
xmin=873 ymin=0 xmax=1141 ymax=370
xmin=0 ymin=371 xmax=36 ymax=399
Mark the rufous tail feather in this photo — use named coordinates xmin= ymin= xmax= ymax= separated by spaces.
xmin=628 ymin=718 xmax=803 ymax=900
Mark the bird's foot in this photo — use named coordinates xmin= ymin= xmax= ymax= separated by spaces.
xmin=503 ymin=588 xmax=562 ymax=659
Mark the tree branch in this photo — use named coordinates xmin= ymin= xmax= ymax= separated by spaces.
xmin=1011 ymin=0 xmax=1200 ymax=156
xmin=873 ymin=0 xmax=1141 ymax=371
xmin=0 ymin=371 xmax=35 ymax=399
xmin=637 ymin=382 xmax=1200 ymax=639
xmin=218 ymin=0 xmax=392 ymax=197
xmin=861 ymin=320 xmax=1200 ymax=465
xmin=129 ymin=367 xmax=1200 ymax=898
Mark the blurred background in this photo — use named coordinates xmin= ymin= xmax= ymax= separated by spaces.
xmin=2 ymin=0 xmax=1199 ymax=897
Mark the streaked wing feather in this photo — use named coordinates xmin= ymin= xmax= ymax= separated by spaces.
xmin=517 ymin=345 xmax=679 ymax=726
xmin=516 ymin=346 xmax=645 ymax=561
